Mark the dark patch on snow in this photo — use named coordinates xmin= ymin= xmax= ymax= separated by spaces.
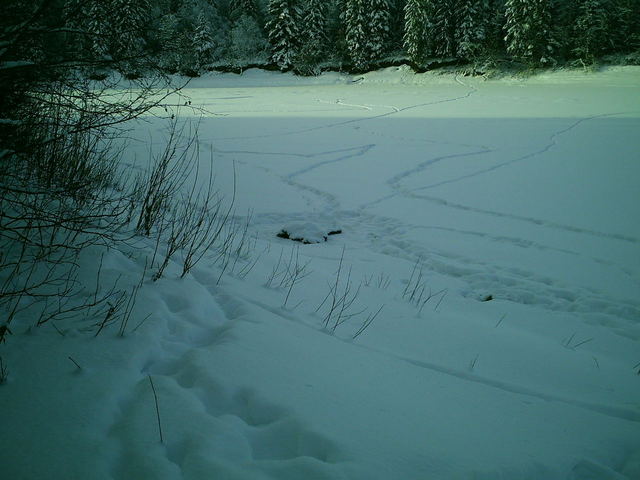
xmin=277 ymin=227 xmax=342 ymax=245
xmin=481 ymin=295 xmax=494 ymax=302
xmin=277 ymin=230 xmax=317 ymax=244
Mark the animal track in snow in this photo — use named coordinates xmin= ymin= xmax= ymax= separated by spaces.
xmin=213 ymin=78 xmax=477 ymax=142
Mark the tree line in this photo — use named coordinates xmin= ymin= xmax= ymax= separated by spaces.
xmin=2 ymin=0 xmax=638 ymax=79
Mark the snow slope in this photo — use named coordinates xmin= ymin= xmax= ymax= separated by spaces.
xmin=2 ymin=66 xmax=640 ymax=480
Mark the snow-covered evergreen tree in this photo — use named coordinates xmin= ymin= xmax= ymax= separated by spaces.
xmin=544 ymin=0 xmax=570 ymax=59
xmin=176 ymin=0 xmax=229 ymax=67
xmin=388 ymin=0 xmax=409 ymax=52
xmin=65 ymin=0 xmax=149 ymax=73
xmin=369 ymin=0 xmax=392 ymax=60
xmin=483 ymin=0 xmax=507 ymax=54
xmin=297 ymin=0 xmax=329 ymax=73
xmin=157 ymin=13 xmax=182 ymax=72
xmin=403 ymin=0 xmax=429 ymax=63
xmin=608 ymin=0 xmax=640 ymax=52
xmin=342 ymin=0 xmax=390 ymax=69
xmin=266 ymin=0 xmax=302 ymax=69
xmin=342 ymin=0 xmax=368 ymax=69
xmin=572 ymin=0 xmax=608 ymax=63
xmin=64 ymin=0 xmax=109 ymax=59
xmin=504 ymin=0 xmax=554 ymax=64
xmin=111 ymin=0 xmax=150 ymax=55
xmin=230 ymin=0 xmax=260 ymax=22
xmin=456 ymin=0 xmax=490 ymax=60
xmin=193 ymin=11 xmax=215 ymax=71
xmin=427 ymin=0 xmax=457 ymax=56
xmin=229 ymin=15 xmax=270 ymax=67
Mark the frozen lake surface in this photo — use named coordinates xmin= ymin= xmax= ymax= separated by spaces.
xmin=3 ymin=66 xmax=640 ymax=480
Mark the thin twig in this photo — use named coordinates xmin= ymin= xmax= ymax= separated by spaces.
xmin=571 ymin=337 xmax=593 ymax=349
xmin=68 ymin=356 xmax=82 ymax=370
xmin=148 ymin=375 xmax=164 ymax=444
xmin=353 ymin=305 xmax=384 ymax=339
xmin=434 ymin=289 xmax=448 ymax=312
xmin=469 ymin=354 xmax=479 ymax=372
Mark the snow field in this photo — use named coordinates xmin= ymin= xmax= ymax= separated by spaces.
xmin=2 ymin=66 xmax=640 ymax=480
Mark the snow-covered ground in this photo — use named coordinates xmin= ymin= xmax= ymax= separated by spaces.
xmin=2 ymin=66 xmax=640 ymax=480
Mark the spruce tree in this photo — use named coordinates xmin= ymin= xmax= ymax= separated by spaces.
xmin=504 ymin=0 xmax=553 ymax=65
xmin=266 ymin=0 xmax=302 ymax=69
xmin=608 ymin=0 xmax=640 ymax=52
xmin=342 ymin=0 xmax=390 ymax=69
xmin=229 ymin=15 xmax=270 ymax=67
xmin=298 ymin=0 xmax=329 ymax=73
xmin=342 ymin=0 xmax=369 ymax=69
xmin=110 ymin=0 xmax=150 ymax=60
xmin=427 ymin=0 xmax=457 ymax=57
xmin=230 ymin=0 xmax=260 ymax=22
xmin=484 ymin=0 xmax=507 ymax=54
xmin=157 ymin=13 xmax=182 ymax=72
xmin=572 ymin=0 xmax=608 ymax=63
xmin=369 ymin=0 xmax=392 ymax=60
xmin=193 ymin=11 xmax=215 ymax=71
xmin=550 ymin=0 xmax=579 ymax=59
xmin=389 ymin=0 xmax=409 ymax=52
xmin=65 ymin=0 xmax=150 ymax=73
xmin=456 ymin=0 xmax=490 ymax=60
xmin=403 ymin=0 xmax=429 ymax=63
xmin=64 ymin=0 xmax=109 ymax=59
xmin=176 ymin=0 xmax=230 ymax=66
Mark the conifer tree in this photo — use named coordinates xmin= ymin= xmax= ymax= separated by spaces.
xmin=193 ymin=11 xmax=215 ymax=71
xmin=342 ymin=0 xmax=390 ymax=69
xmin=572 ymin=0 xmax=608 ymax=63
xmin=427 ymin=0 xmax=457 ymax=57
xmin=456 ymin=0 xmax=490 ymax=60
xmin=549 ymin=0 xmax=578 ymax=58
xmin=64 ymin=0 xmax=109 ymax=58
xmin=298 ymin=0 xmax=329 ymax=73
xmin=266 ymin=0 xmax=302 ymax=68
xmin=229 ymin=15 xmax=270 ymax=67
xmin=369 ymin=0 xmax=392 ymax=60
xmin=504 ymin=0 xmax=553 ymax=65
xmin=230 ymin=0 xmax=260 ymax=22
xmin=403 ymin=0 xmax=429 ymax=63
xmin=177 ymin=0 xmax=230 ymax=66
xmin=65 ymin=0 xmax=149 ymax=72
xmin=484 ymin=0 xmax=507 ymax=54
xmin=342 ymin=0 xmax=369 ymax=69
xmin=608 ymin=0 xmax=640 ymax=52
xmin=110 ymin=0 xmax=150 ymax=59
xmin=158 ymin=13 xmax=182 ymax=71
xmin=389 ymin=0 xmax=409 ymax=51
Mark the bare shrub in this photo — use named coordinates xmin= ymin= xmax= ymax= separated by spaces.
xmin=0 ymin=12 xmax=180 ymax=344
xmin=402 ymin=257 xmax=447 ymax=314
xmin=264 ymin=245 xmax=312 ymax=307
